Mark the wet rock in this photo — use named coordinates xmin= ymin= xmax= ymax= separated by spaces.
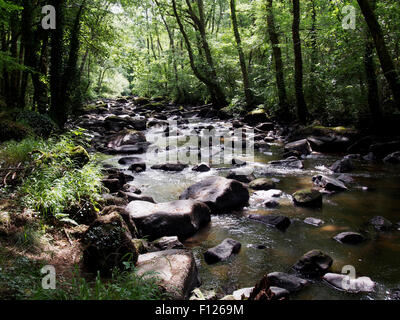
xmin=267 ymin=272 xmax=309 ymax=293
xmin=231 ymin=158 xmax=246 ymax=166
xmin=151 ymin=163 xmax=188 ymax=172
xmin=152 ymin=236 xmax=184 ymax=250
xmin=269 ymin=156 xmax=304 ymax=169
xmin=192 ymin=163 xmax=211 ymax=172
xmin=204 ymin=238 xmax=241 ymax=264
xmin=101 ymin=178 xmax=122 ymax=193
xmin=129 ymin=162 xmax=146 ymax=173
xmin=284 ymin=139 xmax=312 ymax=155
xmin=264 ymin=199 xmax=280 ymax=208
xmin=369 ymin=216 xmax=393 ymax=231
xmin=118 ymin=156 xmax=142 ymax=165
xmin=125 ymin=200 xmax=211 ymax=240
xmin=122 ymin=184 xmax=141 ymax=194
xmin=292 ymin=189 xmax=322 ymax=208
xmin=248 ymin=214 xmax=291 ymax=231
xmin=179 ymin=176 xmax=249 ymax=213
xmin=82 ymin=209 xmax=139 ymax=274
xmin=292 ymin=250 xmax=333 ymax=277
xmin=226 ymin=171 xmax=255 ymax=183
xmin=337 ymin=174 xmax=354 ymax=184
xmin=323 ymin=273 xmax=375 ymax=293
xmin=249 ymin=178 xmax=276 ymax=191
xmin=136 ymin=249 xmax=200 ymax=300
xmin=383 ymin=151 xmax=400 ymax=164
xmin=307 ymin=135 xmax=350 ymax=153
xmin=304 ymin=217 xmax=324 ymax=227
xmin=330 ymin=157 xmax=354 ymax=173
xmin=117 ymin=191 xmax=155 ymax=203
xmin=369 ymin=141 xmax=400 ymax=159
xmin=255 ymin=122 xmax=274 ymax=132
xmin=312 ymin=175 xmax=348 ymax=192
xmin=232 ymin=120 xmax=243 ymax=128
xmin=270 ymin=287 xmax=290 ymax=300
xmin=243 ymin=109 xmax=268 ymax=125
xmin=333 ymin=232 xmax=365 ymax=244
xmin=106 ymin=129 xmax=148 ymax=154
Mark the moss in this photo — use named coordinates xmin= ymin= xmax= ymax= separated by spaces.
xmin=293 ymin=189 xmax=322 ymax=207
xmin=247 ymin=108 xmax=266 ymax=116
xmin=68 ymin=146 xmax=90 ymax=168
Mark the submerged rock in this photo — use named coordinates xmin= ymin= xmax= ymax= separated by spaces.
xmin=292 ymin=250 xmax=333 ymax=277
xmin=267 ymin=272 xmax=309 ymax=293
xmin=248 ymin=214 xmax=291 ymax=231
xmin=333 ymin=232 xmax=365 ymax=244
xmin=304 ymin=217 xmax=324 ymax=227
xmin=204 ymin=238 xmax=241 ymax=264
xmin=136 ymin=249 xmax=200 ymax=300
xmin=369 ymin=216 xmax=393 ymax=231
xmin=179 ymin=176 xmax=249 ymax=213
xmin=125 ymin=200 xmax=211 ymax=240
xmin=292 ymin=189 xmax=322 ymax=208
xmin=323 ymin=273 xmax=375 ymax=293
xmin=248 ymin=178 xmax=276 ymax=190
xmin=151 ymin=163 xmax=188 ymax=172
xmin=269 ymin=156 xmax=304 ymax=169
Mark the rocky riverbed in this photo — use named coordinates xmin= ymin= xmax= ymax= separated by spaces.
xmin=70 ymin=97 xmax=400 ymax=300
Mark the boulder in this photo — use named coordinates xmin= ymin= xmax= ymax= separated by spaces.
xmin=118 ymin=156 xmax=142 ymax=165
xmin=135 ymin=249 xmax=200 ymax=300
xmin=248 ymin=178 xmax=276 ymax=191
xmin=226 ymin=171 xmax=255 ymax=183
xmin=264 ymin=199 xmax=280 ymax=208
xmin=312 ymin=175 xmax=348 ymax=192
xmin=117 ymin=191 xmax=155 ymax=203
xmin=106 ymin=129 xmax=148 ymax=154
xmin=307 ymin=135 xmax=350 ymax=153
xmin=82 ymin=209 xmax=139 ymax=274
xmin=323 ymin=273 xmax=375 ymax=293
xmin=267 ymin=272 xmax=309 ymax=293
xmin=330 ymin=157 xmax=354 ymax=173
xmin=101 ymin=178 xmax=122 ymax=193
xmin=125 ymin=200 xmax=211 ymax=240
xmin=333 ymin=232 xmax=365 ymax=244
xmin=270 ymin=286 xmax=290 ymax=300
xmin=292 ymin=250 xmax=333 ymax=277
xmin=292 ymin=189 xmax=322 ymax=208
xmin=152 ymin=236 xmax=184 ymax=250
xmin=243 ymin=109 xmax=268 ymax=125
xmin=255 ymin=122 xmax=274 ymax=132
xmin=129 ymin=162 xmax=146 ymax=173
xmin=269 ymin=156 xmax=303 ymax=169
xmin=179 ymin=176 xmax=249 ymax=213
xmin=248 ymin=214 xmax=291 ymax=231
xmin=383 ymin=151 xmax=400 ymax=164
xmin=369 ymin=141 xmax=400 ymax=159
xmin=151 ymin=163 xmax=188 ymax=172
xmin=369 ymin=216 xmax=393 ymax=231
xmin=284 ymin=139 xmax=312 ymax=155
xmin=192 ymin=163 xmax=211 ymax=172
xmin=204 ymin=238 xmax=241 ymax=264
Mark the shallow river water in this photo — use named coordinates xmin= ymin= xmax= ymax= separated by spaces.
xmin=104 ymin=117 xmax=400 ymax=300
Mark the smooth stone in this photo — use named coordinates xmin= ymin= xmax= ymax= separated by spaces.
xmin=248 ymin=214 xmax=291 ymax=231
xmin=333 ymin=232 xmax=365 ymax=244
xmin=292 ymin=250 xmax=333 ymax=277
xmin=204 ymin=238 xmax=241 ymax=264
xmin=267 ymin=272 xmax=309 ymax=293
xmin=292 ymin=189 xmax=322 ymax=208
xmin=248 ymin=178 xmax=276 ymax=191
xmin=284 ymin=139 xmax=312 ymax=155
xmin=192 ymin=163 xmax=211 ymax=172
xmin=323 ymin=273 xmax=375 ymax=293
xmin=304 ymin=217 xmax=324 ymax=227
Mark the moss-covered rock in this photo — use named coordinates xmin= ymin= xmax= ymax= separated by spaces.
xmin=68 ymin=146 xmax=90 ymax=168
xmin=134 ymin=97 xmax=150 ymax=106
xmin=249 ymin=178 xmax=276 ymax=190
xmin=142 ymin=102 xmax=164 ymax=111
xmin=292 ymin=189 xmax=322 ymax=207
xmin=82 ymin=209 xmax=139 ymax=274
xmin=243 ymin=109 xmax=269 ymax=125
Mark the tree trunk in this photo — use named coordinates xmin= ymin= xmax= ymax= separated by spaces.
xmin=292 ymin=0 xmax=308 ymax=123
xmin=266 ymin=0 xmax=289 ymax=117
xmin=357 ymin=0 xmax=400 ymax=109
xmin=230 ymin=0 xmax=254 ymax=109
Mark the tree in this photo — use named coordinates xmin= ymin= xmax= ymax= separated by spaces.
xmin=292 ymin=0 xmax=308 ymax=123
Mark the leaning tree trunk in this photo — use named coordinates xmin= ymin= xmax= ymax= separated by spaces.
xmin=292 ymin=0 xmax=308 ymax=123
xmin=357 ymin=0 xmax=400 ymax=110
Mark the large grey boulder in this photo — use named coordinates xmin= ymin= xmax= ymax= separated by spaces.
xmin=136 ymin=249 xmax=200 ymax=300
xmin=125 ymin=200 xmax=211 ymax=240
xmin=330 ymin=157 xmax=354 ymax=173
xmin=204 ymin=238 xmax=241 ymax=264
xmin=179 ymin=176 xmax=249 ymax=213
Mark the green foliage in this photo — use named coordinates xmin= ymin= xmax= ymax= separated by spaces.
xmin=15 ymin=110 xmax=57 ymax=138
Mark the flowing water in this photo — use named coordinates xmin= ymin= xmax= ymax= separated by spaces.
xmin=104 ymin=117 xmax=400 ymax=300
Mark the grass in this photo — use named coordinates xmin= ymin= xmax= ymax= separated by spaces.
xmin=0 ymin=133 xmax=104 ymax=223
